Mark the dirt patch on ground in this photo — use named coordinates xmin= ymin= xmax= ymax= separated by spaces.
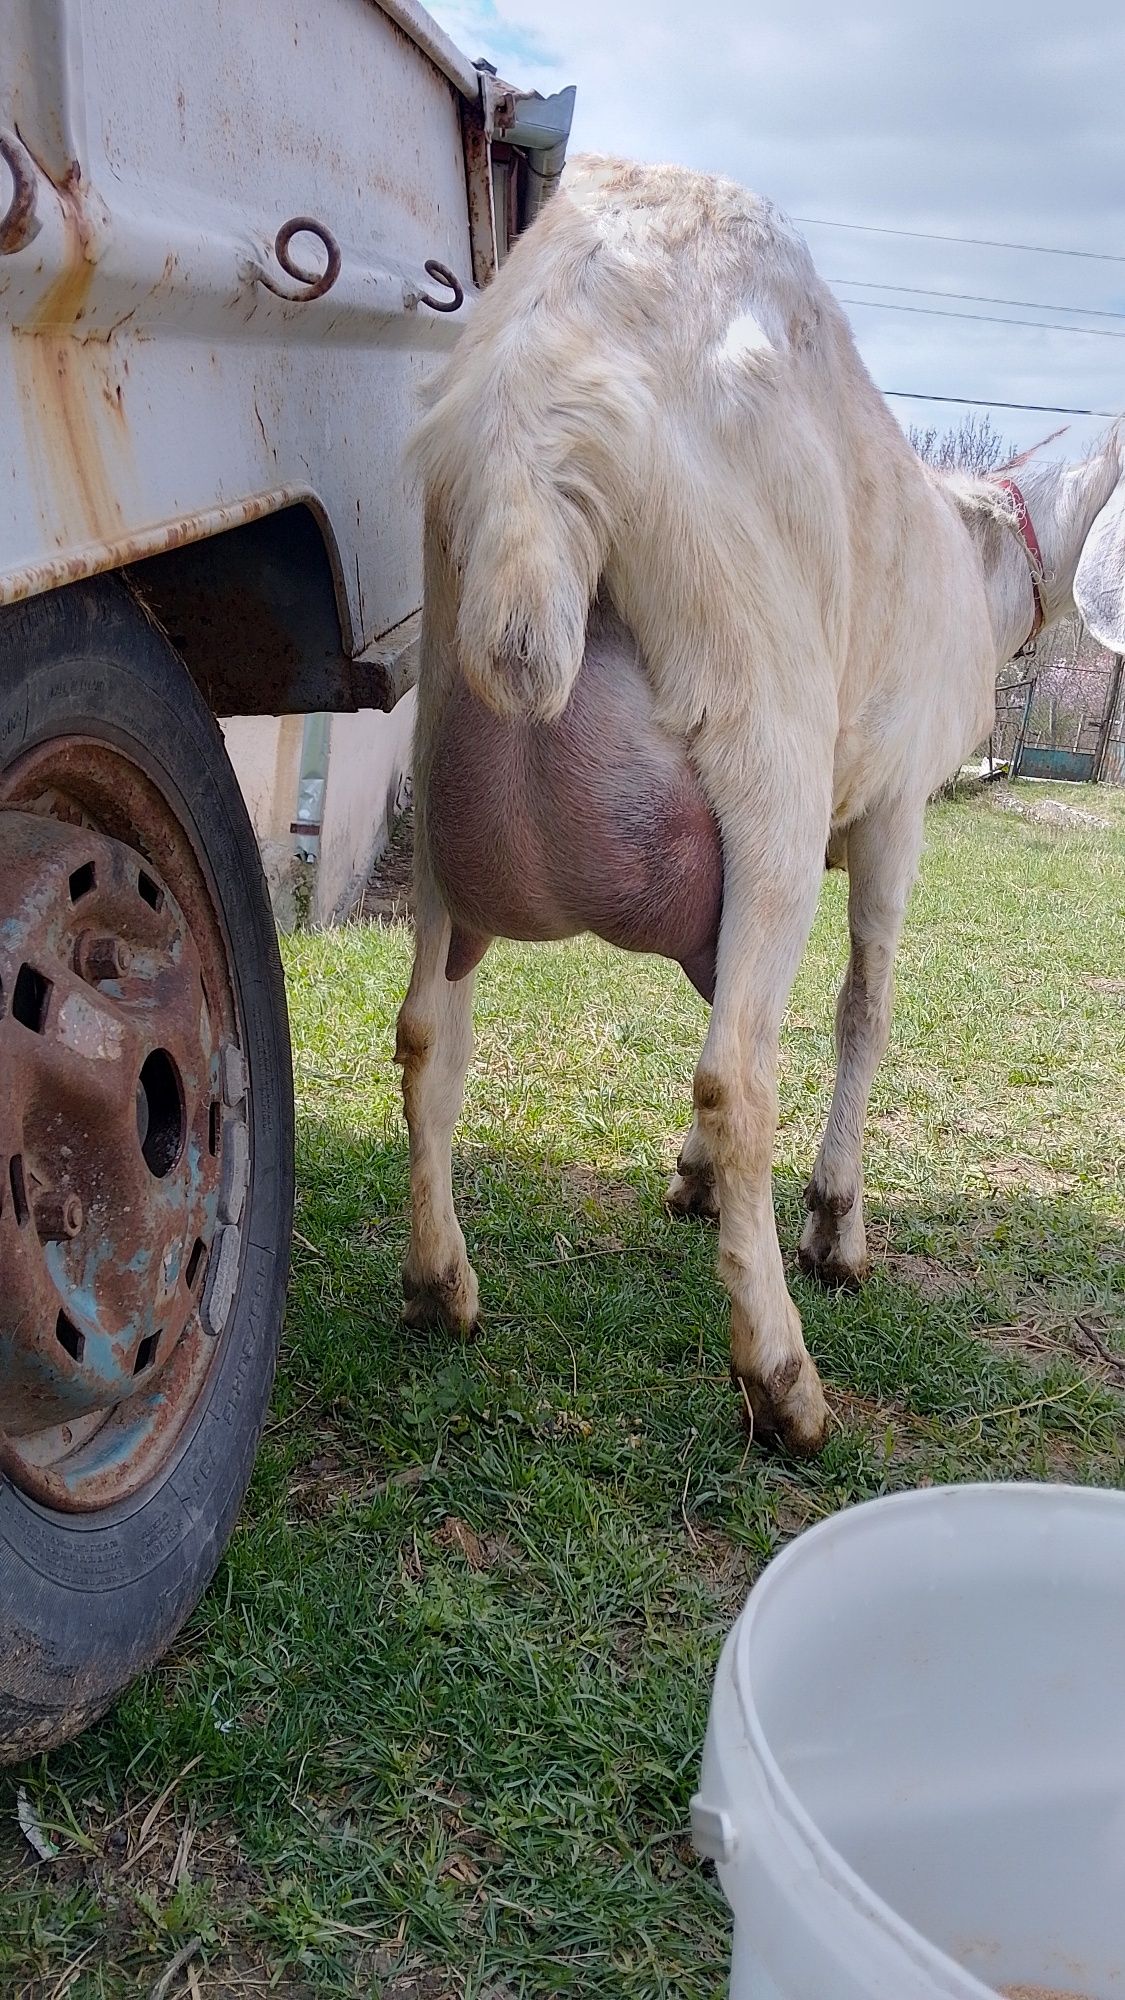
xmin=953 ymin=1291 xmax=1125 ymax=1397
xmin=558 ymin=1162 xmax=642 ymax=1216
xmin=875 ymin=1249 xmax=970 ymax=1301
xmin=869 ymin=1108 xmax=922 ymax=1141
xmin=1 ymin=1803 xmax=470 ymax=1998
xmin=433 ymin=1514 xmax=521 ymax=1573
xmin=768 ymin=1484 xmax=836 ymax=1540
xmin=0 ymin=1813 xmax=312 ymax=1999
xmin=361 ymin=805 xmax=415 ymax=926
xmin=990 ymin=789 xmax=1114 ymax=831
xmin=826 ymin=1385 xmax=940 ymax=1459
xmin=285 ymin=1453 xmax=430 ymax=1522
xmin=377 ymin=1974 xmax=459 ymax=2000
xmin=865 ymin=1226 xmax=972 ymax=1300
xmin=680 ymin=1524 xmax=755 ymax=1618
xmin=287 ymin=1448 xmax=374 ymax=1518
xmin=1085 ymin=975 xmax=1125 ymax=1000
xmin=975 ymin=1158 xmax=1077 ymax=1196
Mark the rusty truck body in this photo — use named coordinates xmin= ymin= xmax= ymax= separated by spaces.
xmin=0 ymin=0 xmax=573 ymax=1760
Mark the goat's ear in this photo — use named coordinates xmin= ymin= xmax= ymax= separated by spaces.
xmin=1074 ymin=476 xmax=1125 ymax=653
xmin=997 ymin=426 xmax=1068 ymax=472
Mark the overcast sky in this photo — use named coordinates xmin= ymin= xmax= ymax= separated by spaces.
xmin=429 ymin=0 xmax=1125 ymax=459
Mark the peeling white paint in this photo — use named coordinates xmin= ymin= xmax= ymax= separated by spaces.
xmin=56 ymin=991 xmax=125 ymax=1061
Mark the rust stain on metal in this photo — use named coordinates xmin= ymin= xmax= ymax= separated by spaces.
xmin=11 ymin=165 xmax=131 ymax=548
xmin=0 ymin=485 xmax=308 ymax=609
xmin=0 ymin=730 xmax=241 ymax=1513
xmin=460 ymin=101 xmax=497 ymax=290
xmin=21 ymin=338 xmax=129 ymax=543
xmin=120 ymin=504 xmax=395 ymax=716
xmin=367 ymin=164 xmax=439 ymax=231
xmin=103 ymin=377 xmax=128 ymax=426
xmin=27 ymin=164 xmax=96 ymax=327
xmin=154 ymin=573 xmax=303 ymax=712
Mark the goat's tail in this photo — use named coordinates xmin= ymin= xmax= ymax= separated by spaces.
xmin=412 ymin=289 xmax=651 ymax=724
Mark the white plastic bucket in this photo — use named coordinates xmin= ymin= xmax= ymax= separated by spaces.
xmin=693 ymin=1484 xmax=1125 ymax=2000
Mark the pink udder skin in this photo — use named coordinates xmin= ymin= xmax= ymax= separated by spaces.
xmin=427 ymin=601 xmax=723 ymax=1001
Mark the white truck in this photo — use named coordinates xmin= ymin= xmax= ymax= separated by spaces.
xmin=0 ymin=0 xmax=573 ymax=1760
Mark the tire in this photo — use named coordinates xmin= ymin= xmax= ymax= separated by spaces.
xmin=0 ymin=578 xmax=294 ymax=1763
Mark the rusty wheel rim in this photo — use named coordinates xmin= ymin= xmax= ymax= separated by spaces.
xmin=0 ymin=736 xmax=249 ymax=1512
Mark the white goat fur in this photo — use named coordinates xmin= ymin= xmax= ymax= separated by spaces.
xmin=398 ymin=154 xmax=1125 ymax=1454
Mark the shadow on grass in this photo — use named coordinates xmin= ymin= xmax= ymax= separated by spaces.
xmin=4 ymin=1117 xmax=1118 ymax=2000
xmin=289 ymin=1107 xmax=1125 ymax=1497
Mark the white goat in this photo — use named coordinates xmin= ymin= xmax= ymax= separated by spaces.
xmin=396 ymin=154 xmax=1125 ymax=1455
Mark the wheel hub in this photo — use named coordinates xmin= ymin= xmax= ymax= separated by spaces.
xmin=0 ymin=754 xmax=248 ymax=1511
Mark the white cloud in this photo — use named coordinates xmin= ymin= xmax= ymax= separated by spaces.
xmin=429 ymin=0 xmax=1125 ymax=456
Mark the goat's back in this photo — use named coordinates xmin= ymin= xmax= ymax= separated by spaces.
xmin=415 ymin=153 xmax=995 ymax=826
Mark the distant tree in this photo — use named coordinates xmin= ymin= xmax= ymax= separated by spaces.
xmin=907 ymin=410 xmax=1016 ymax=477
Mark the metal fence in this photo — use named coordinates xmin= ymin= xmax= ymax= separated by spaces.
xmin=1101 ymin=658 xmax=1125 ymax=786
xmin=985 ymin=677 xmax=1034 ymax=775
xmin=984 ymin=651 xmax=1125 ymax=785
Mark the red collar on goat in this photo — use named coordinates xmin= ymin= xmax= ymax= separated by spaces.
xmin=995 ymin=476 xmax=1047 ymax=649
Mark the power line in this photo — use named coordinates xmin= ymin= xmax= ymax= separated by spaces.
xmin=796 ymin=213 xmax=1125 ymax=265
xmin=838 ymin=293 xmax=1125 ymax=339
xmin=828 ymin=275 xmax=1125 ymax=323
xmin=881 ymin=390 xmax=1118 ymax=417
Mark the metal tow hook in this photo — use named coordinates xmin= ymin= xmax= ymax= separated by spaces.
xmin=419 ymin=260 xmax=464 ymax=312
xmin=250 ymin=215 xmax=342 ymax=303
xmin=0 ymin=130 xmax=42 ymax=256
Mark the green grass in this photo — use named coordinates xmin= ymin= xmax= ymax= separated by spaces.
xmin=3 ymin=785 xmax=1124 ymax=1998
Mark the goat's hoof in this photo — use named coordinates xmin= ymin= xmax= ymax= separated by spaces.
xmin=734 ymin=1354 xmax=830 ymax=1458
xmin=665 ymin=1169 xmax=720 ymax=1222
xmin=797 ymin=1242 xmax=867 ymax=1292
xmin=401 ymin=1260 xmax=480 ymax=1338
xmin=797 ymin=1204 xmax=867 ymax=1291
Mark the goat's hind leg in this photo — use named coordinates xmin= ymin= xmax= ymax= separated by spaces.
xmin=799 ymin=799 xmax=923 ymax=1288
xmin=395 ymin=865 xmax=486 ymax=1335
xmin=692 ymin=727 xmax=833 ymax=1456
xmin=670 ymin=831 xmax=849 ymax=1224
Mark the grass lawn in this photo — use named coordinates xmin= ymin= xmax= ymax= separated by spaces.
xmin=3 ymin=780 xmax=1124 ymax=1998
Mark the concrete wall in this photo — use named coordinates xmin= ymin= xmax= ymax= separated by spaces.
xmin=314 ymin=690 xmax=415 ymax=924
xmin=220 ymin=693 xmax=414 ymax=929
xmin=219 ymin=715 xmax=303 ymax=832
xmin=220 ymin=715 xmax=307 ymax=926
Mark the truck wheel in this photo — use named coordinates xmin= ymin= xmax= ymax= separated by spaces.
xmin=0 ymin=578 xmax=294 ymax=1763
